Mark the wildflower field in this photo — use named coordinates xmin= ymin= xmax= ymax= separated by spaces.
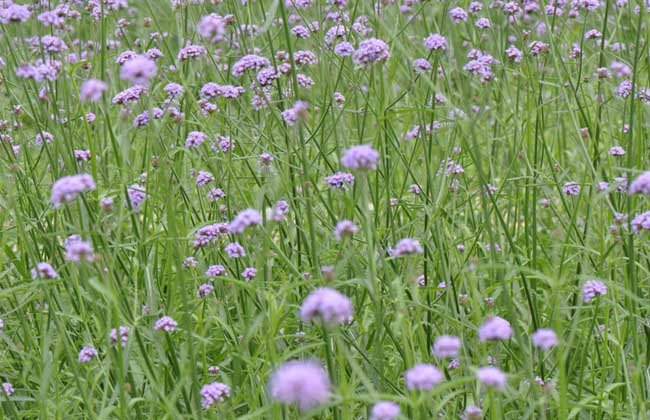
xmin=1 ymin=0 xmax=650 ymax=418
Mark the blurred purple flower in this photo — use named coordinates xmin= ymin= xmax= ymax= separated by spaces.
xmin=269 ymin=360 xmax=330 ymax=411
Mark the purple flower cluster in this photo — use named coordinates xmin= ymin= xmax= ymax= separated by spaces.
xmin=154 ymin=316 xmax=177 ymax=332
xmin=582 ymin=280 xmax=607 ymax=303
xmin=423 ymin=33 xmax=447 ymax=51
xmin=31 ymin=262 xmax=58 ymax=279
xmin=562 ymin=181 xmax=581 ymax=196
xmin=341 ymin=144 xmax=380 ymax=170
xmin=629 ymin=172 xmax=650 ymax=194
xmin=2 ymin=382 xmax=14 ymax=397
xmin=334 ymin=220 xmax=359 ymax=240
xmin=478 ymin=316 xmax=513 ymax=342
xmin=224 ymin=242 xmax=246 ymax=258
xmin=299 ymin=287 xmax=353 ymax=326
xmin=205 ymin=264 xmax=227 ymax=277
xmin=353 ymin=38 xmax=390 ymax=66
xmin=325 ymin=172 xmax=355 ymax=189
xmin=269 ymin=360 xmax=331 ymax=411
xmin=110 ymin=326 xmax=130 ymax=347
xmin=632 ymin=211 xmax=650 ymax=233
xmin=194 ymin=223 xmax=230 ymax=248
xmin=432 ymin=335 xmax=462 ymax=358
xmin=229 ymin=208 xmax=263 ymax=233
xmin=200 ymin=382 xmax=230 ymax=409
xmin=232 ymin=54 xmax=271 ymax=77
xmin=177 ymin=43 xmax=207 ymax=61
xmin=531 ymin=328 xmax=558 ymax=350
xmin=127 ymin=184 xmax=147 ymax=212
xmin=65 ymin=236 xmax=95 ymax=262
xmin=197 ymin=13 xmax=227 ymax=43
xmin=370 ymin=401 xmax=400 ymax=420
xmin=404 ymin=363 xmax=443 ymax=390
xmin=78 ymin=346 xmax=98 ymax=363
xmin=51 ymin=174 xmax=96 ymax=207
xmin=80 ymin=79 xmax=108 ymax=102
xmin=389 ymin=238 xmax=424 ymax=257
xmin=120 ymin=55 xmax=156 ymax=85
xmin=476 ymin=366 xmax=507 ymax=390
xmin=112 ymin=85 xmax=146 ymax=105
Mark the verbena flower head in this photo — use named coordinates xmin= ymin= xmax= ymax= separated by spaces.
xmin=232 ymin=54 xmax=270 ymax=77
xmin=35 ymin=131 xmax=55 ymax=146
xmin=200 ymin=382 xmax=230 ymax=409
xmin=353 ymin=38 xmax=390 ymax=66
xmin=269 ymin=360 xmax=331 ymax=411
xmin=629 ymin=172 xmax=650 ymax=194
xmin=65 ymin=236 xmax=95 ymax=262
xmin=206 ymin=264 xmax=227 ymax=277
xmin=110 ymin=326 xmax=130 ymax=347
xmin=164 ymin=82 xmax=184 ymax=98
xmin=154 ymin=316 xmax=177 ymax=332
xmin=340 ymin=144 xmax=379 ymax=170
xmin=2 ymin=382 xmax=14 ymax=396
xmin=186 ymin=131 xmax=208 ymax=148
xmin=281 ymin=101 xmax=309 ymax=126
xmin=197 ymin=13 xmax=227 ymax=43
xmin=178 ymin=42 xmax=207 ymax=61
xmin=325 ymin=172 xmax=355 ymax=189
xmin=51 ymin=174 xmax=96 ymax=207
xmin=241 ymin=267 xmax=257 ymax=282
xmin=196 ymin=170 xmax=214 ymax=187
xmin=194 ymin=223 xmax=229 ymax=248
xmin=562 ymin=181 xmax=581 ymax=196
xmin=432 ymin=335 xmax=461 ymax=358
xmin=632 ymin=211 xmax=650 ymax=233
xmin=404 ymin=363 xmax=444 ymax=391
xmin=80 ymin=79 xmax=108 ymax=102
xmin=370 ymin=401 xmax=400 ymax=420
xmin=476 ymin=366 xmax=507 ymax=390
xmin=389 ymin=238 xmax=424 ymax=257
xmin=183 ymin=257 xmax=198 ymax=269
xmin=75 ymin=150 xmax=91 ymax=161
xmin=1 ymin=4 xmax=31 ymax=24
xmin=582 ymin=280 xmax=607 ymax=303
xmin=269 ymin=200 xmax=289 ymax=222
xmin=112 ymin=85 xmax=146 ymax=105
xmin=531 ymin=328 xmax=558 ymax=350
xmin=334 ymin=220 xmax=359 ymax=240
xmin=208 ymin=188 xmax=226 ymax=201
xmin=423 ymin=33 xmax=447 ymax=51
xmin=300 ymin=287 xmax=353 ymax=326
xmin=224 ymin=242 xmax=246 ymax=258
xmin=334 ymin=41 xmax=355 ymax=56
xmin=127 ymin=184 xmax=146 ymax=212
xmin=413 ymin=58 xmax=432 ymax=73
xmin=506 ymin=45 xmax=523 ymax=62
xmin=478 ymin=316 xmax=513 ymax=342
xmin=198 ymin=283 xmax=214 ymax=297
xmin=463 ymin=405 xmax=483 ymax=419
xmin=229 ymin=208 xmax=263 ymax=233
xmin=120 ymin=55 xmax=157 ymax=85
xmin=608 ymin=146 xmax=625 ymax=156
xmin=449 ymin=6 xmax=468 ymax=22
xmin=116 ymin=51 xmax=137 ymax=65
xmin=78 ymin=346 xmax=98 ymax=363
xmin=31 ymin=262 xmax=58 ymax=279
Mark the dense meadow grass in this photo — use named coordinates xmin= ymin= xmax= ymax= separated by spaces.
xmin=1 ymin=0 xmax=650 ymax=418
